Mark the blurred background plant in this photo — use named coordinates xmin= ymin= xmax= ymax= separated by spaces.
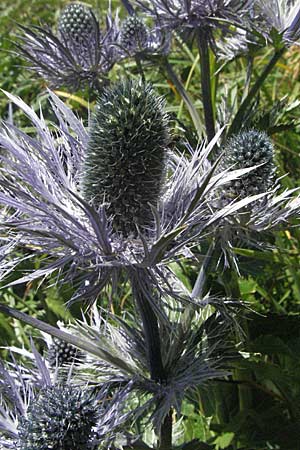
xmin=1 ymin=0 xmax=300 ymax=449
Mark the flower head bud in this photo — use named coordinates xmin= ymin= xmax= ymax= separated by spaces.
xmin=82 ymin=79 xmax=170 ymax=236
xmin=18 ymin=386 xmax=98 ymax=450
xmin=47 ymin=338 xmax=79 ymax=367
xmin=120 ymin=15 xmax=150 ymax=52
xmin=58 ymin=3 xmax=96 ymax=42
xmin=222 ymin=129 xmax=275 ymax=198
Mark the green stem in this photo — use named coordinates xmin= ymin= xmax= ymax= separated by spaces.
xmin=197 ymin=29 xmax=215 ymax=143
xmin=228 ymin=46 xmax=286 ymax=136
xmin=163 ymin=58 xmax=203 ymax=138
xmin=221 ymin=265 xmax=253 ymax=415
xmin=135 ymin=55 xmax=146 ymax=83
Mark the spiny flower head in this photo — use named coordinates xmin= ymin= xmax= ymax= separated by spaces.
xmin=16 ymin=5 xmax=120 ymax=90
xmin=0 ymin=90 xmax=298 ymax=304
xmin=58 ymin=3 xmax=96 ymax=42
xmin=136 ymin=0 xmax=253 ymax=41
xmin=0 ymin=343 xmax=131 ymax=449
xmin=47 ymin=337 xmax=79 ymax=367
xmin=17 ymin=385 xmax=98 ymax=450
xmin=81 ymin=79 xmax=170 ymax=236
xmin=221 ymin=129 xmax=275 ymax=198
xmin=120 ymin=15 xmax=150 ymax=52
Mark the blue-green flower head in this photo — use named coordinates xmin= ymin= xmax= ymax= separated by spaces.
xmin=120 ymin=15 xmax=150 ymax=52
xmin=18 ymin=386 xmax=98 ymax=450
xmin=222 ymin=129 xmax=276 ymax=198
xmin=58 ymin=2 xmax=97 ymax=42
xmin=47 ymin=337 xmax=79 ymax=367
xmin=82 ymin=79 xmax=171 ymax=236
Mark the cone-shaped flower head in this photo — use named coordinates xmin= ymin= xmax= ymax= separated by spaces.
xmin=82 ymin=79 xmax=170 ymax=236
xmin=58 ymin=3 xmax=96 ymax=42
xmin=18 ymin=385 xmax=98 ymax=450
xmin=222 ymin=129 xmax=275 ymax=198
xmin=47 ymin=337 xmax=79 ymax=367
xmin=120 ymin=15 xmax=150 ymax=52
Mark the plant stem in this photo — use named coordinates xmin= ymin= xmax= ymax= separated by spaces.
xmin=159 ymin=411 xmax=173 ymax=450
xmin=228 ymin=46 xmax=286 ymax=136
xmin=130 ymin=268 xmax=166 ymax=382
xmin=129 ymin=268 xmax=173 ymax=450
xmin=135 ymin=55 xmax=146 ymax=83
xmin=163 ymin=58 xmax=203 ymax=138
xmin=197 ymin=29 xmax=215 ymax=143
xmin=220 ymin=265 xmax=253 ymax=414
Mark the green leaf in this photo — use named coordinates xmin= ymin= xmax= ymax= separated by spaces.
xmin=213 ymin=432 xmax=235 ymax=449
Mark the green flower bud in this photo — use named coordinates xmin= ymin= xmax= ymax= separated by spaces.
xmin=82 ymin=79 xmax=170 ymax=236
xmin=18 ymin=386 xmax=98 ymax=450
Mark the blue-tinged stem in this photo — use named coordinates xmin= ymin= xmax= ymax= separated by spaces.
xmin=197 ymin=29 xmax=216 ymax=143
xmin=129 ymin=268 xmax=172 ymax=450
xmin=228 ymin=46 xmax=286 ymax=136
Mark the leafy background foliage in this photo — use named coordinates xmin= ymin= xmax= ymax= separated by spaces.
xmin=1 ymin=1 xmax=300 ymax=449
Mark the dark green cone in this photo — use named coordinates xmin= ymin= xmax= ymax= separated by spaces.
xmin=82 ymin=79 xmax=170 ymax=235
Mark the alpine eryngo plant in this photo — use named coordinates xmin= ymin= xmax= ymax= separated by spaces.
xmin=18 ymin=386 xmax=98 ymax=450
xmin=16 ymin=2 xmax=120 ymax=90
xmin=119 ymin=15 xmax=150 ymax=52
xmin=82 ymin=79 xmax=170 ymax=235
xmin=221 ymin=129 xmax=276 ymax=198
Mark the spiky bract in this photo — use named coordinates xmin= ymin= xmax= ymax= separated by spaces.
xmin=82 ymin=79 xmax=170 ymax=235
xmin=136 ymin=0 xmax=253 ymax=38
xmin=47 ymin=338 xmax=79 ymax=367
xmin=16 ymin=7 xmax=119 ymax=90
xmin=221 ymin=130 xmax=275 ymax=198
xmin=18 ymin=386 xmax=98 ymax=450
xmin=0 ymin=91 xmax=298 ymax=303
xmin=58 ymin=3 xmax=96 ymax=41
xmin=257 ymin=0 xmax=300 ymax=44
xmin=120 ymin=15 xmax=149 ymax=52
